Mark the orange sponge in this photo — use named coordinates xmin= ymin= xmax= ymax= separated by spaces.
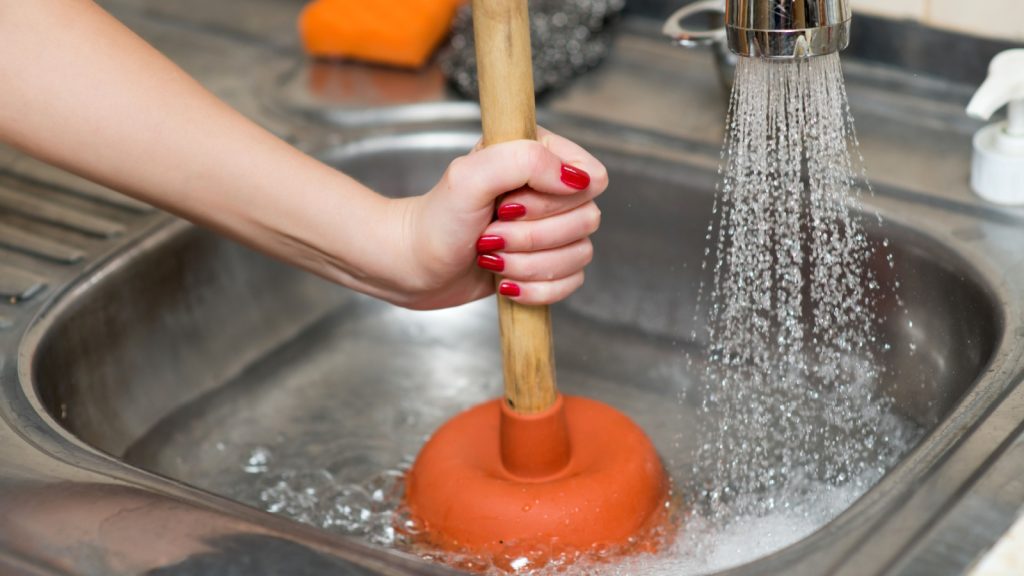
xmin=299 ymin=0 xmax=464 ymax=69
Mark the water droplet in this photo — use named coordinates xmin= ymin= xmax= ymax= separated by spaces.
xmin=243 ymin=447 xmax=271 ymax=474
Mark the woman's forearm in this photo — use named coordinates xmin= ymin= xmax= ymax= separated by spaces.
xmin=0 ymin=1 xmax=607 ymax=310
xmin=0 ymin=0 xmax=405 ymax=296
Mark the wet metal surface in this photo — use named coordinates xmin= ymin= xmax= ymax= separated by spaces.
xmin=0 ymin=222 xmax=85 ymax=264
xmin=2 ymin=2 xmax=1024 ymax=575
xmin=11 ymin=127 xmax=1024 ymax=575
xmin=0 ymin=264 xmax=46 ymax=304
xmin=0 ymin=187 xmax=125 ymax=238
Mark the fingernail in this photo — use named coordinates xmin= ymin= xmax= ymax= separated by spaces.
xmin=497 ymin=203 xmax=527 ymax=221
xmin=476 ymin=235 xmax=505 ymax=253
xmin=477 ymin=253 xmax=505 ymax=272
xmin=499 ymin=281 xmax=521 ymax=297
xmin=561 ymin=164 xmax=591 ymax=190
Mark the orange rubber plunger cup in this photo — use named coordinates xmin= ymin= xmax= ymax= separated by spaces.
xmin=403 ymin=0 xmax=672 ymax=568
xmin=406 ymin=395 xmax=670 ymax=562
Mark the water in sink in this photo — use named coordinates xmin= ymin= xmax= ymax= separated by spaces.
xmin=124 ymin=294 xmax=920 ymax=574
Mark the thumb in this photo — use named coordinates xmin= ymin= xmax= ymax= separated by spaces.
xmin=442 ymin=139 xmax=589 ymax=213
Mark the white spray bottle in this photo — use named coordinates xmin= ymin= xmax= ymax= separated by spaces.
xmin=966 ymin=49 xmax=1024 ymax=205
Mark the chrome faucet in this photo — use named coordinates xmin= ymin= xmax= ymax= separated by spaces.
xmin=663 ymin=0 xmax=852 ymax=90
xmin=724 ymin=0 xmax=851 ymax=58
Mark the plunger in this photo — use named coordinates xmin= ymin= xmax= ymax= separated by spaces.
xmin=403 ymin=0 xmax=671 ymax=566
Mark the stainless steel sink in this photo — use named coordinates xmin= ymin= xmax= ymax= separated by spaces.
xmin=8 ymin=122 xmax=1024 ymax=574
xmin=2 ymin=5 xmax=1024 ymax=574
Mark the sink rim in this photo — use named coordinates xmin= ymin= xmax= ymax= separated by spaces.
xmin=9 ymin=126 xmax=1023 ymax=575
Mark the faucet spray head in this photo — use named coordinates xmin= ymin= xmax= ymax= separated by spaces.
xmin=726 ymin=0 xmax=851 ymax=59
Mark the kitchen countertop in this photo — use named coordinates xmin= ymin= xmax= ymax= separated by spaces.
xmin=973 ymin=511 xmax=1024 ymax=576
xmin=1 ymin=0 xmax=1016 ymax=211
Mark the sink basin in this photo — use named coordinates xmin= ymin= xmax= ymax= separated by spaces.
xmin=18 ymin=128 xmax=1019 ymax=574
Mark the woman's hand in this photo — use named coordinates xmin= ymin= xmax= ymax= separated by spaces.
xmin=386 ymin=127 xmax=607 ymax=310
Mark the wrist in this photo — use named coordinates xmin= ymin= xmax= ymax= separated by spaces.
xmin=308 ymin=191 xmax=434 ymax=307
xmin=243 ymin=171 xmax=417 ymax=304
xmin=326 ymin=191 xmax=429 ymax=305
xmin=379 ymin=194 xmax=443 ymax=304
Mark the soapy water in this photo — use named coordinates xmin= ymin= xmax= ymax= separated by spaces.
xmin=185 ymin=54 xmax=913 ymax=574
xmin=229 ymin=438 xmax=895 ymax=575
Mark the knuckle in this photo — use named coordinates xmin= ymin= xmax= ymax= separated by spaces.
xmin=515 ymin=259 xmax=538 ymax=281
xmin=541 ymin=194 xmax=560 ymax=215
xmin=533 ymin=283 xmax=553 ymax=305
xmin=445 ymin=155 xmax=471 ymax=188
xmin=579 ymin=240 xmax=594 ymax=266
xmin=499 ymin=188 xmax=526 ymax=207
xmin=590 ymin=165 xmax=610 ymax=192
xmin=582 ymin=203 xmax=602 ymax=235
xmin=516 ymin=141 xmax=546 ymax=175
xmin=522 ymin=226 xmax=537 ymax=252
xmin=571 ymin=271 xmax=585 ymax=292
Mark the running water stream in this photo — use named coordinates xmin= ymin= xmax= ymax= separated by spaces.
xmin=691 ymin=53 xmax=911 ymax=522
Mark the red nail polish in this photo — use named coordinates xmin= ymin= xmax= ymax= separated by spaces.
xmin=561 ymin=164 xmax=591 ymax=190
xmin=497 ymin=203 xmax=527 ymax=221
xmin=476 ymin=235 xmax=505 ymax=253
xmin=499 ymin=281 xmax=521 ymax=297
xmin=477 ymin=253 xmax=505 ymax=272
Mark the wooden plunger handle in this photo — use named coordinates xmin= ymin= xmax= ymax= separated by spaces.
xmin=472 ymin=0 xmax=558 ymax=414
